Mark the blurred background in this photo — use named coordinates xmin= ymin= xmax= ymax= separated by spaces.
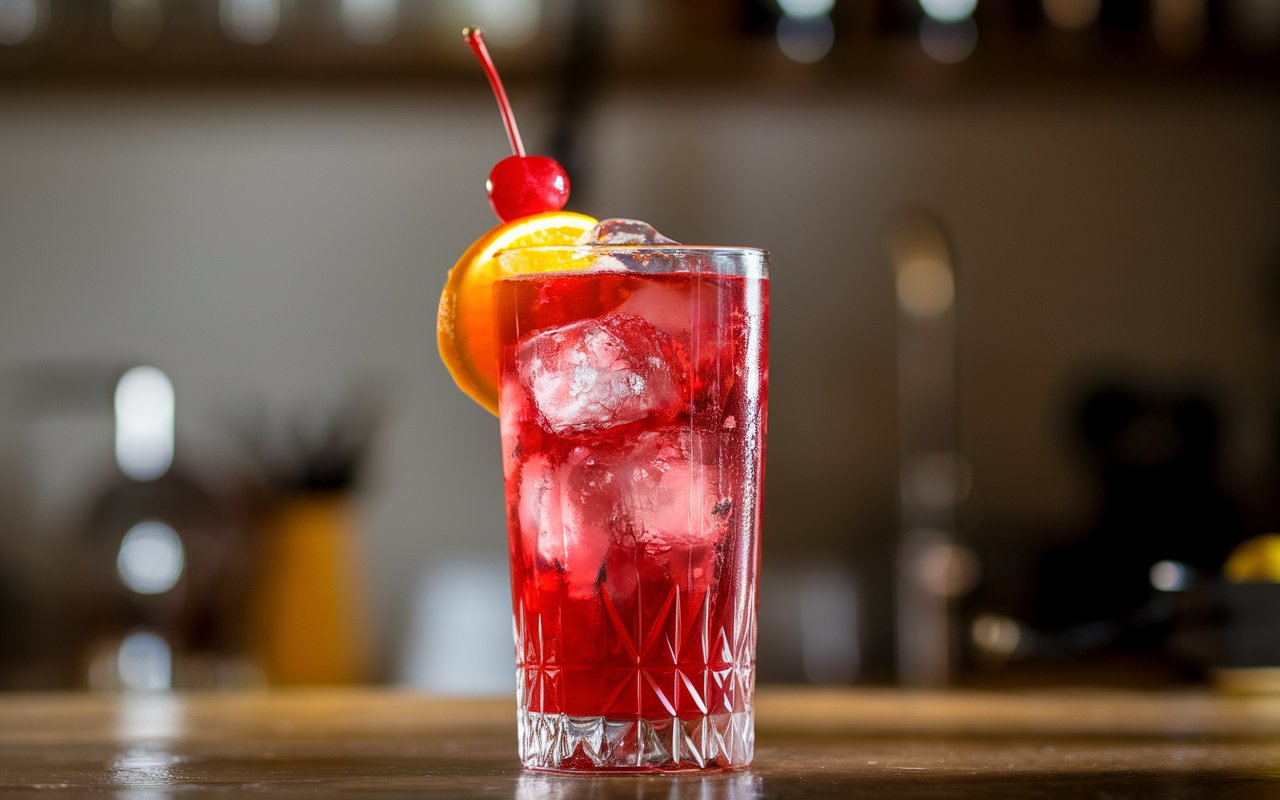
xmin=1 ymin=0 xmax=1279 ymax=694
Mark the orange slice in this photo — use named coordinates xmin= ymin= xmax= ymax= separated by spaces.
xmin=437 ymin=211 xmax=598 ymax=415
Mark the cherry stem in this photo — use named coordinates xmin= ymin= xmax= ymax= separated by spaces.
xmin=463 ymin=27 xmax=526 ymax=158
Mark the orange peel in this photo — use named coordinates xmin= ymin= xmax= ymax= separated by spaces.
xmin=437 ymin=211 xmax=598 ymax=415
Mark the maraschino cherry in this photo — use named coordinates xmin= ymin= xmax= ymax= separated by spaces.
xmin=463 ymin=27 xmax=570 ymax=223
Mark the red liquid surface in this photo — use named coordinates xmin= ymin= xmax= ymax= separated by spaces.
xmin=494 ymin=269 xmax=768 ymax=722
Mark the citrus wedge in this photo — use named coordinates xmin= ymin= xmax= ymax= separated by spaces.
xmin=438 ymin=210 xmax=598 ymax=415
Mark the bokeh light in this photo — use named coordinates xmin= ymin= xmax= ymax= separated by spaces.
xmin=114 ymin=366 xmax=175 ymax=482
xmin=1043 ymin=0 xmax=1100 ymax=31
xmin=920 ymin=0 xmax=978 ymax=23
xmin=1149 ymin=559 xmax=1191 ymax=592
xmin=777 ymin=15 xmax=835 ymax=64
xmin=919 ymin=17 xmax=978 ymax=64
xmin=778 ymin=0 xmax=836 ymax=19
xmin=117 ymin=521 xmax=185 ymax=596
xmin=116 ymin=630 xmax=173 ymax=691
xmin=1154 ymin=0 xmax=1207 ymax=57
xmin=896 ymin=253 xmax=955 ymax=317
xmin=220 ymin=0 xmax=281 ymax=44
xmin=971 ymin=614 xmax=1022 ymax=661
xmin=0 ymin=0 xmax=45 ymax=45
xmin=461 ymin=0 xmax=539 ymax=48
xmin=340 ymin=0 xmax=398 ymax=46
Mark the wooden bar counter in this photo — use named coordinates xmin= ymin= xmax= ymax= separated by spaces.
xmin=2 ymin=687 xmax=1278 ymax=798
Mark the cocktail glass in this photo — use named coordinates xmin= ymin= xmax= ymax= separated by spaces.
xmin=493 ymin=244 xmax=768 ymax=771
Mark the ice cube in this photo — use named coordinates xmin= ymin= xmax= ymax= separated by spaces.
xmin=614 ymin=279 xmax=727 ymax=339
xmin=624 ymin=430 xmax=728 ymax=587
xmin=615 ymin=282 xmax=693 ymax=337
xmin=518 ymin=429 xmax=731 ymax=598
xmin=580 ymin=218 xmax=678 ymax=246
xmin=518 ymin=451 xmax=613 ymax=598
xmin=558 ymin=429 xmax=730 ymax=593
xmin=615 ymin=281 xmax=733 ymax=422
xmin=573 ymin=429 xmax=729 ymax=592
xmin=499 ymin=378 xmax=527 ymax=480
xmin=620 ymin=429 xmax=730 ymax=552
xmin=518 ymin=454 xmax=563 ymax=564
xmin=518 ymin=313 xmax=685 ymax=435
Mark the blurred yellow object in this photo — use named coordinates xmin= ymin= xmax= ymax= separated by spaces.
xmin=1224 ymin=534 xmax=1280 ymax=584
xmin=250 ymin=494 xmax=369 ymax=685
xmin=1214 ymin=667 xmax=1280 ymax=696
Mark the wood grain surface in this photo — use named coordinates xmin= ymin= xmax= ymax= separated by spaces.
xmin=1 ymin=687 xmax=1278 ymax=798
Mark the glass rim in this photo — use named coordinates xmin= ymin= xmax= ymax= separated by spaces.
xmin=497 ymin=245 xmax=769 ymax=278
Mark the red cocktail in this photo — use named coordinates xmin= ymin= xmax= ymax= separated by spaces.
xmin=494 ymin=247 xmax=768 ymax=770
xmin=436 ymin=28 xmax=769 ymax=772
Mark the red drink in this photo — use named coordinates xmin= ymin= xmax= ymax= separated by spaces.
xmin=494 ymin=249 xmax=768 ymax=771
xmin=447 ymin=25 xmax=769 ymax=775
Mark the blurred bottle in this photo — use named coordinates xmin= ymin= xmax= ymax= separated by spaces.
xmin=249 ymin=492 xmax=369 ymax=684
xmin=76 ymin=366 xmax=253 ymax=691
xmin=234 ymin=385 xmax=383 ymax=685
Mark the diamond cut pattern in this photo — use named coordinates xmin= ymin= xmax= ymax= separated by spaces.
xmin=518 ymin=710 xmax=753 ymax=770
xmin=514 ymin=582 xmax=756 ymax=769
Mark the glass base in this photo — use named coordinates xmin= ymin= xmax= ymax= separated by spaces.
xmin=517 ymin=710 xmax=753 ymax=771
